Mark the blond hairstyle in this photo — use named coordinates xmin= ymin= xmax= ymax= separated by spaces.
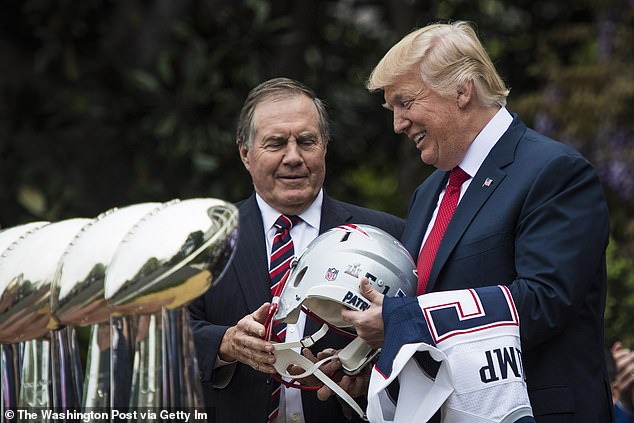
xmin=367 ymin=21 xmax=509 ymax=107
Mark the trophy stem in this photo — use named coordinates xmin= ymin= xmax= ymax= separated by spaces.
xmin=50 ymin=326 xmax=83 ymax=410
xmin=18 ymin=339 xmax=51 ymax=409
xmin=125 ymin=308 xmax=204 ymax=418
xmin=82 ymin=322 xmax=111 ymax=408
xmin=1 ymin=344 xmax=22 ymax=423
xmin=162 ymin=307 xmax=204 ymax=409
xmin=129 ymin=313 xmax=161 ymax=410
xmin=110 ymin=315 xmax=137 ymax=410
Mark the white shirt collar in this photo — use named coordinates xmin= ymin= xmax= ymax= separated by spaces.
xmin=459 ymin=107 xmax=513 ymax=177
xmin=255 ymin=189 xmax=323 ymax=232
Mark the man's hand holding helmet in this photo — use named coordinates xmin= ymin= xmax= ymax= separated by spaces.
xmin=287 ymin=348 xmax=342 ymax=386
xmin=316 ymin=277 xmax=384 ymax=402
xmin=341 ymin=277 xmax=385 ymax=348
xmin=219 ymin=302 xmax=277 ymax=374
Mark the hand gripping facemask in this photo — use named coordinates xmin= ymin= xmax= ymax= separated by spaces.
xmin=263 ymin=224 xmax=417 ymax=420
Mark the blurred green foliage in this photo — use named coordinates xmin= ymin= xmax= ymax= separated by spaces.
xmin=0 ymin=0 xmax=632 ymax=346
xmin=606 ymin=238 xmax=634 ymax=346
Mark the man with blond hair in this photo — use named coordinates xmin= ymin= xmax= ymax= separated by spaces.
xmin=338 ymin=21 xmax=611 ymax=422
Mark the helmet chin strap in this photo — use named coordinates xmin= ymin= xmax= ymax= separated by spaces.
xmin=337 ymin=337 xmax=379 ymax=375
xmin=272 ymin=328 xmax=368 ymax=421
xmin=264 ymin=268 xmax=371 ymax=420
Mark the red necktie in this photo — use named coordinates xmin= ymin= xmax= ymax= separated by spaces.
xmin=268 ymin=214 xmax=300 ymax=423
xmin=416 ymin=167 xmax=471 ymax=295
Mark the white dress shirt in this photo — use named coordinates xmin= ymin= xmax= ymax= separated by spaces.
xmin=420 ymin=107 xmax=513 ymax=251
xmin=257 ymin=189 xmax=323 ymax=423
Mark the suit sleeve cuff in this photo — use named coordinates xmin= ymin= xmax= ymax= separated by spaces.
xmin=210 ymin=359 xmax=237 ymax=389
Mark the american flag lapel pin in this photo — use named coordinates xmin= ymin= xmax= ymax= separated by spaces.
xmin=482 ymin=178 xmax=493 ymax=187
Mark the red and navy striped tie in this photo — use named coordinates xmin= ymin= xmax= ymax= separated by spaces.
xmin=268 ymin=214 xmax=301 ymax=422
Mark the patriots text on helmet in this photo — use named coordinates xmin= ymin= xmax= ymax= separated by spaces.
xmin=342 ymin=290 xmax=370 ymax=311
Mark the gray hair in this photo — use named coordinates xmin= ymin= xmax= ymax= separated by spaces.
xmin=367 ymin=21 xmax=509 ymax=107
xmin=236 ymin=77 xmax=330 ymax=147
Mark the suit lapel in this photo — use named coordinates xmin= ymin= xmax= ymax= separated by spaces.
xmin=402 ymin=172 xmax=447 ymax=259
xmin=233 ymin=193 xmax=354 ymax=319
xmin=424 ymin=116 xmax=526 ymax=292
xmin=319 ymin=193 xmax=353 ymax=233
xmin=232 ymin=194 xmax=272 ymax=311
xmin=425 ymin=164 xmax=506 ymax=292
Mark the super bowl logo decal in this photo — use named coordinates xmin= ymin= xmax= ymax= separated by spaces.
xmin=344 ymin=263 xmax=362 ymax=278
xmin=325 ymin=267 xmax=339 ymax=281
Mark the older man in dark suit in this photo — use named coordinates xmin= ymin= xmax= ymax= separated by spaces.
xmin=338 ymin=22 xmax=611 ymax=422
xmin=189 ymin=77 xmax=404 ymax=423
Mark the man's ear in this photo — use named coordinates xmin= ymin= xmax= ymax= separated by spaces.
xmin=239 ymin=143 xmax=250 ymax=170
xmin=457 ymin=79 xmax=474 ymax=109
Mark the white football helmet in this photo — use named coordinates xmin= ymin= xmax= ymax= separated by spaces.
xmin=264 ymin=224 xmax=417 ymax=420
xmin=277 ymin=223 xmax=417 ymax=327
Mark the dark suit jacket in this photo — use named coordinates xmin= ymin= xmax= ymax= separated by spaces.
xmin=401 ymin=116 xmax=611 ymax=422
xmin=189 ymin=192 xmax=404 ymax=423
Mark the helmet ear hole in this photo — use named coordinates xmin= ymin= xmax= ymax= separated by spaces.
xmin=293 ymin=266 xmax=308 ymax=288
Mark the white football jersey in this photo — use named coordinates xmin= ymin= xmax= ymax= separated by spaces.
xmin=367 ymin=285 xmax=534 ymax=423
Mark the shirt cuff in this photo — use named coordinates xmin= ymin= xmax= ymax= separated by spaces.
xmin=210 ymin=356 xmax=237 ymax=389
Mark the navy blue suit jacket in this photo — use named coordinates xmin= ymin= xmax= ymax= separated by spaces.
xmin=402 ymin=116 xmax=611 ymax=422
xmin=189 ymin=192 xmax=404 ymax=423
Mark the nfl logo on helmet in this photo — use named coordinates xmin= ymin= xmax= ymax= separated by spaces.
xmin=325 ymin=267 xmax=339 ymax=281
